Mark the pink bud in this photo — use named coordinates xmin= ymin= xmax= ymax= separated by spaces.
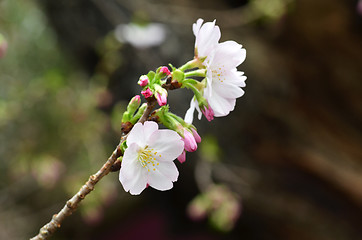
xmin=160 ymin=66 xmax=171 ymax=75
xmin=156 ymin=92 xmax=167 ymax=106
xmin=191 ymin=128 xmax=201 ymax=143
xmin=177 ymin=151 xmax=186 ymax=163
xmin=141 ymin=88 xmax=153 ymax=98
xmin=183 ymin=129 xmax=197 ymax=152
xmin=138 ymin=75 xmax=149 ymax=87
xmin=132 ymin=95 xmax=141 ymax=104
xmin=201 ymin=104 xmax=214 ymax=122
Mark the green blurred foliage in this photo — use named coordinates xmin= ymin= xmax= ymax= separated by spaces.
xmin=0 ymin=0 xmax=123 ymax=238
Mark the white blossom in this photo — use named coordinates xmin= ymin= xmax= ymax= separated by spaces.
xmin=119 ymin=121 xmax=184 ymax=195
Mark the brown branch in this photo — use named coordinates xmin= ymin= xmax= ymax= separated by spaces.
xmin=30 ymin=101 xmax=156 ymax=240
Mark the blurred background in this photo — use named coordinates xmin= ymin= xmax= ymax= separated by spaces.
xmin=1 ymin=0 xmax=362 ymax=239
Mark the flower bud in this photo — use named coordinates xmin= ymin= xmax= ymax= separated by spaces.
xmin=191 ymin=128 xmax=201 ymax=143
xmin=141 ymin=88 xmax=153 ymax=98
xmin=127 ymin=95 xmax=141 ymax=112
xmin=159 ymin=66 xmax=171 ymax=76
xmin=138 ymin=75 xmax=149 ymax=87
xmin=154 ymin=85 xmax=168 ymax=106
xmin=177 ymin=150 xmax=186 ymax=163
xmin=201 ymin=103 xmax=214 ymax=122
xmin=183 ymin=129 xmax=197 ymax=152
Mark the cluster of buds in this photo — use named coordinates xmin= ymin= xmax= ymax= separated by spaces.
xmin=117 ymin=18 xmax=247 ymax=195
xmin=138 ymin=66 xmax=171 ymax=106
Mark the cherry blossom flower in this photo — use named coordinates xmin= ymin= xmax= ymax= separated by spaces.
xmin=204 ymin=41 xmax=246 ymax=117
xmin=119 ymin=121 xmax=184 ymax=195
xmin=185 ymin=19 xmax=247 ymax=123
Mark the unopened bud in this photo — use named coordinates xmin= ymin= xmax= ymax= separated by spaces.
xmin=200 ymin=101 xmax=214 ymax=122
xmin=159 ymin=66 xmax=171 ymax=76
xmin=177 ymin=150 xmax=186 ymax=163
xmin=138 ymin=75 xmax=149 ymax=87
xmin=141 ymin=88 xmax=153 ymax=98
xmin=128 ymin=95 xmax=141 ymax=111
xmin=154 ymin=85 xmax=167 ymax=106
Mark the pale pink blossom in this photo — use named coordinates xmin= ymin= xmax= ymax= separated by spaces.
xmin=119 ymin=121 xmax=184 ymax=195
xmin=185 ymin=19 xmax=246 ymax=123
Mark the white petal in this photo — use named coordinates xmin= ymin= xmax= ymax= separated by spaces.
xmin=121 ymin=143 xmax=140 ymax=167
xmin=119 ymin=144 xmax=148 ymax=195
xmin=184 ymin=98 xmax=197 ymax=124
xmin=212 ymin=41 xmax=246 ymax=69
xmin=213 ymin=81 xmax=245 ymax=99
xmin=195 ymin=20 xmax=220 ymax=58
xmin=227 ymin=69 xmax=247 ymax=87
xmin=148 ymin=168 xmax=174 ymax=191
xmin=143 ymin=121 xmax=159 ymax=142
xmin=192 ymin=18 xmax=204 ymax=37
xmin=148 ymin=130 xmax=184 ymax=162
xmin=157 ymin=161 xmax=179 ymax=182
xmin=126 ymin=123 xmax=146 ymax=147
xmin=208 ymin=93 xmax=236 ymax=117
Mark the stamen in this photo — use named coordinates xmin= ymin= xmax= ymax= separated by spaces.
xmin=138 ymin=145 xmax=159 ymax=172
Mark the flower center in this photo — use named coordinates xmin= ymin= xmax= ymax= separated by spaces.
xmin=211 ymin=66 xmax=226 ymax=83
xmin=138 ymin=145 xmax=161 ymax=172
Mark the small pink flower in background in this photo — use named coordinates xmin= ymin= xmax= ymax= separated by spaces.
xmin=358 ymin=0 xmax=362 ymax=16
xmin=141 ymin=88 xmax=153 ymax=98
xmin=138 ymin=75 xmax=149 ymax=87
xmin=119 ymin=121 xmax=184 ymax=195
xmin=159 ymin=66 xmax=171 ymax=76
